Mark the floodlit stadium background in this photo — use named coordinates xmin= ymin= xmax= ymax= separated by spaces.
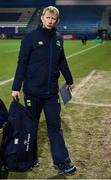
xmin=0 ymin=0 xmax=111 ymax=179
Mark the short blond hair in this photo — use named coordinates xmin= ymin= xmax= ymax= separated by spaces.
xmin=42 ymin=6 xmax=59 ymax=19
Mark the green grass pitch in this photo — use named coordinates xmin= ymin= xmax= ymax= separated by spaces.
xmin=0 ymin=39 xmax=111 ymax=179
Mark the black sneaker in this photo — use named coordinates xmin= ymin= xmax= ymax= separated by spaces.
xmin=54 ymin=162 xmax=77 ymax=174
xmin=33 ymin=159 xmax=40 ymax=167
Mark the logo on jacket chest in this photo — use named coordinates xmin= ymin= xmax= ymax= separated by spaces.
xmin=38 ymin=41 xmax=44 ymax=46
xmin=36 ymin=40 xmax=61 ymax=48
xmin=56 ymin=40 xmax=61 ymax=47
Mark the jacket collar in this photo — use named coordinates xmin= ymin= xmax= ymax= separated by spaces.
xmin=37 ymin=23 xmax=56 ymax=35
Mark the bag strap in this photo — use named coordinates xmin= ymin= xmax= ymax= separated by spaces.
xmin=13 ymin=96 xmax=20 ymax=103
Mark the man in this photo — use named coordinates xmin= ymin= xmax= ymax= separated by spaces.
xmin=12 ymin=6 xmax=76 ymax=174
xmin=81 ymin=34 xmax=87 ymax=45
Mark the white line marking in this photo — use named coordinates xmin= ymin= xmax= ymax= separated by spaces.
xmin=70 ymin=68 xmax=111 ymax=108
xmin=67 ymin=44 xmax=101 ymax=59
xmin=71 ymin=101 xmax=111 ymax=108
xmin=74 ymin=70 xmax=96 ymax=93
xmin=0 ymin=77 xmax=14 ymax=86
xmin=0 ymin=44 xmax=101 ymax=86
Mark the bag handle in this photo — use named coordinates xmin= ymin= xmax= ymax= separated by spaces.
xmin=13 ymin=96 xmax=20 ymax=103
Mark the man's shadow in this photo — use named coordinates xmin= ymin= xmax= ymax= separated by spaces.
xmin=48 ymin=172 xmax=76 ymax=179
xmin=0 ymin=169 xmax=8 ymax=179
xmin=48 ymin=174 xmax=67 ymax=179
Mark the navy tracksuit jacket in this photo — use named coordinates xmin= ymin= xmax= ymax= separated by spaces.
xmin=12 ymin=24 xmax=74 ymax=165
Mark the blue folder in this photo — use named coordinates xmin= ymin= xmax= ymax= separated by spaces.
xmin=60 ymin=84 xmax=72 ymax=105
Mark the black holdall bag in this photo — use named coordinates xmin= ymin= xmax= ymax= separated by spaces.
xmin=0 ymin=98 xmax=8 ymax=128
xmin=1 ymin=100 xmax=37 ymax=172
xmin=0 ymin=98 xmax=8 ymax=173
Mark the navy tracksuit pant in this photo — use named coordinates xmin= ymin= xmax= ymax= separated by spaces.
xmin=24 ymin=95 xmax=71 ymax=165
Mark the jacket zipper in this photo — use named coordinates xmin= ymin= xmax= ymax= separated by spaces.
xmin=47 ymin=39 xmax=52 ymax=94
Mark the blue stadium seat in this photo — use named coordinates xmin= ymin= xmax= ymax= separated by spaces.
xmin=57 ymin=6 xmax=105 ymax=33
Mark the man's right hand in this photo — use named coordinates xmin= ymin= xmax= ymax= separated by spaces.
xmin=12 ymin=91 xmax=20 ymax=100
